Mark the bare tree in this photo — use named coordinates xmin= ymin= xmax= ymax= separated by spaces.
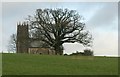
xmin=28 ymin=8 xmax=93 ymax=55
xmin=7 ymin=34 xmax=17 ymax=53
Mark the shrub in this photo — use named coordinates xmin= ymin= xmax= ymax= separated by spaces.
xmin=64 ymin=53 xmax=68 ymax=56
xmin=84 ymin=49 xmax=93 ymax=56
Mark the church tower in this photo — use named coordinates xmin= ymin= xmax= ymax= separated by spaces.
xmin=16 ymin=22 xmax=29 ymax=53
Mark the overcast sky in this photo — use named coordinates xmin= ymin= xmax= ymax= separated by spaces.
xmin=1 ymin=2 xmax=118 ymax=56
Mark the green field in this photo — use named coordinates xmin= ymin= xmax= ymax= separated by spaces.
xmin=2 ymin=53 xmax=118 ymax=75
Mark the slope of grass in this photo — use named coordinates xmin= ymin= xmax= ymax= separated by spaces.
xmin=2 ymin=53 xmax=118 ymax=75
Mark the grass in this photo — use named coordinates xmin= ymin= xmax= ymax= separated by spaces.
xmin=2 ymin=53 xmax=118 ymax=75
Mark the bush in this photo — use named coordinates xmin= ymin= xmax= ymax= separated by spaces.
xmin=64 ymin=53 xmax=68 ymax=56
xmin=84 ymin=49 xmax=93 ymax=56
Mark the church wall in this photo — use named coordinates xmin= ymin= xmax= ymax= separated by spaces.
xmin=28 ymin=48 xmax=55 ymax=55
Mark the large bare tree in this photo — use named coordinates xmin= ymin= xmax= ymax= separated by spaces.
xmin=28 ymin=8 xmax=92 ymax=55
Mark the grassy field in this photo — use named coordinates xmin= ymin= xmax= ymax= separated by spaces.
xmin=2 ymin=53 xmax=118 ymax=75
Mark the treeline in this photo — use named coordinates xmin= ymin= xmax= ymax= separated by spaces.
xmin=64 ymin=49 xmax=93 ymax=56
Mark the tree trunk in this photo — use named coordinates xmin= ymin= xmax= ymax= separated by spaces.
xmin=54 ymin=45 xmax=63 ymax=55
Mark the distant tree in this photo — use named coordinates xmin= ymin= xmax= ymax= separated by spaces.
xmin=28 ymin=8 xmax=93 ymax=55
xmin=84 ymin=49 xmax=93 ymax=56
xmin=7 ymin=34 xmax=17 ymax=53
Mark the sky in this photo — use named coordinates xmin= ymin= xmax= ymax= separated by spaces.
xmin=1 ymin=2 xmax=118 ymax=56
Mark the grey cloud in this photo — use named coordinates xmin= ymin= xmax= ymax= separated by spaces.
xmin=87 ymin=3 xmax=117 ymax=28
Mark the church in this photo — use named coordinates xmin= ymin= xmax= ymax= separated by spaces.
xmin=16 ymin=22 xmax=55 ymax=55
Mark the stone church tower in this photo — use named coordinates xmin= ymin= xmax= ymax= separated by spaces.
xmin=16 ymin=22 xmax=29 ymax=53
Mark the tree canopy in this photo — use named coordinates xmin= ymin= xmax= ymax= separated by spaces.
xmin=28 ymin=8 xmax=93 ymax=55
